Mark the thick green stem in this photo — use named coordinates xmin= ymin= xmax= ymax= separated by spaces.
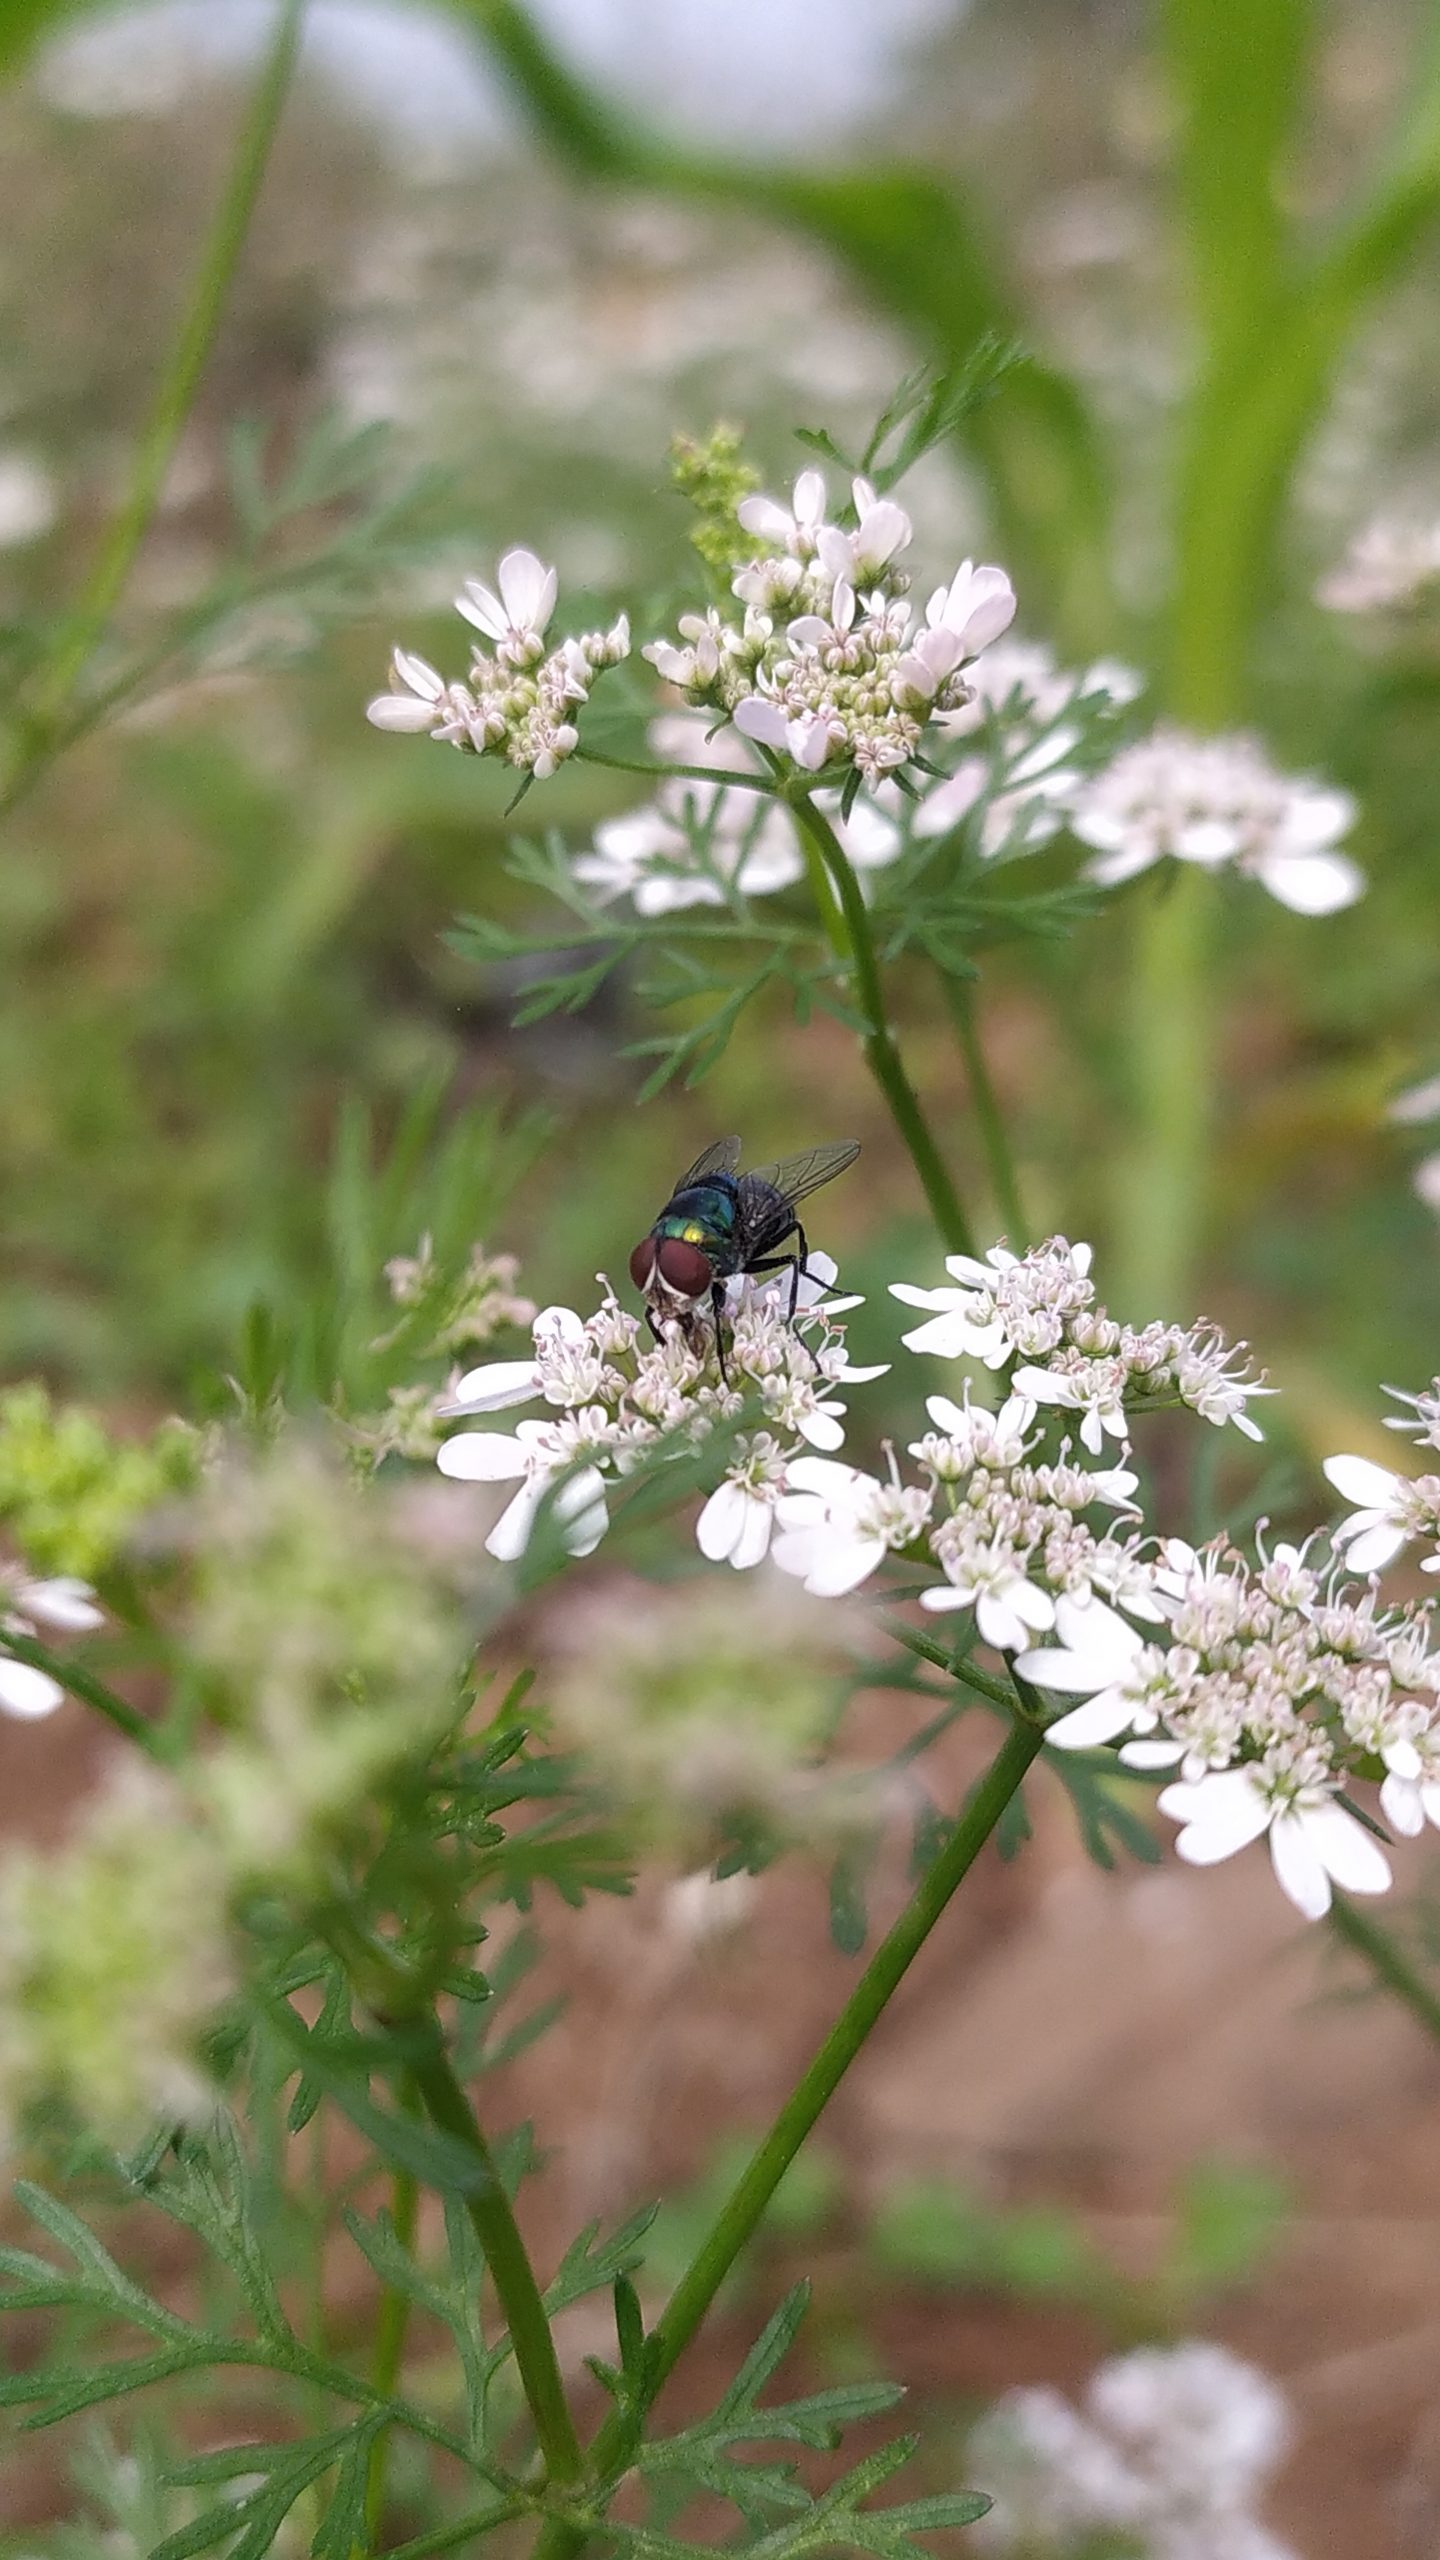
xmin=790 ymin=793 xmax=977 ymax=1258
xmin=363 ymin=2119 xmax=422 ymax=2540
xmin=1328 ymin=1891 xmax=1440 ymax=2043
xmin=5 ymin=0 xmax=304 ymax=804
xmin=530 ymin=1711 xmax=1044 ymax=2560
xmin=943 ymin=978 xmax=1029 ymax=1247
xmin=326 ymin=1920 xmax=584 ymax=2489
xmin=1112 ymin=866 xmax=1215 ymax=1319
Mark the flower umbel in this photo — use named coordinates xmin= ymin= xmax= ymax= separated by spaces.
xmin=367 ymin=546 xmax=630 ymax=781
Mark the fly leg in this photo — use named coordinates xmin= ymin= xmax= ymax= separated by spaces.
xmin=710 ymin=1281 xmax=731 ymax=1386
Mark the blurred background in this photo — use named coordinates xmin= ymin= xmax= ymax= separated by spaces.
xmin=4 ymin=1 xmax=1440 ymax=2550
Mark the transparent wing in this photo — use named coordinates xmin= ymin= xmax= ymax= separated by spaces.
xmin=674 ymin=1135 xmax=742 ymax=1188
xmin=740 ymin=1141 xmax=861 ymax=1208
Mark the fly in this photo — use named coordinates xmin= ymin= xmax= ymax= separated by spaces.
xmin=628 ymin=1136 xmax=860 ymax=1383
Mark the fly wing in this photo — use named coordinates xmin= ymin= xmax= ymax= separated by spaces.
xmin=735 ymin=1141 xmax=861 ymax=1259
xmin=740 ymin=1141 xmax=861 ymax=1208
xmin=674 ymin=1134 xmax=742 ymax=1188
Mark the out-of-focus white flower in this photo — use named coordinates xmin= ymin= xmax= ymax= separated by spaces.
xmin=1324 ymin=1450 xmax=1440 ymax=1573
xmin=1158 ymin=1761 xmax=1391 ymax=1921
xmin=1318 ymin=512 xmax=1440 ymax=615
xmin=0 ymin=451 xmax=56 ymax=548
xmin=1072 ymin=725 xmax=1364 ymax=914
xmin=0 ymin=1572 xmax=104 ymax=1721
xmin=973 ymin=2340 xmax=1297 ymax=2559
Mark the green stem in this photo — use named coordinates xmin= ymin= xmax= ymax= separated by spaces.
xmin=789 ymin=792 xmax=978 ymax=1258
xmin=364 ymin=2098 xmax=423 ymax=2542
xmin=9 ymin=0 xmax=304 ymax=793
xmin=531 ymin=1711 xmax=1043 ymax=2560
xmin=1112 ymin=867 xmax=1214 ymax=1319
xmin=576 ymin=749 xmax=779 ymax=795
xmin=1 ymin=1631 xmax=172 ymax=1759
xmin=943 ymin=978 xmax=1029 ymax=1246
xmin=385 ymin=2501 xmax=531 ymax=2560
xmin=326 ymin=1918 xmax=584 ymax=2489
xmin=1328 ymin=1891 xmax=1440 ymax=2042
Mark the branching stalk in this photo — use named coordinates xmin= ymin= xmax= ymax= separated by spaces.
xmin=789 ymin=791 xmax=978 ymax=1257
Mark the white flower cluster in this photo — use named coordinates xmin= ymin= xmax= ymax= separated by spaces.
xmin=0 ymin=1568 xmax=102 ymax=1721
xmin=1324 ymin=1379 xmax=1440 ymax=1583
xmin=433 ymin=1260 xmax=885 ymax=1569
xmin=366 ymin=547 xmax=630 ymax=780
xmin=1318 ymin=511 xmax=1440 ymax=615
xmin=971 ymin=2340 xmax=1296 ymax=2560
xmin=1070 ymin=724 xmax=1364 ymax=915
xmin=645 ymin=467 xmax=1017 ymax=785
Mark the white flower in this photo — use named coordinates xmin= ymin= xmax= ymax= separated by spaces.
xmin=0 ymin=1574 xmax=104 ymax=1721
xmin=1012 ymin=1357 xmax=1128 ymax=1455
xmin=892 ymin=1240 xmax=1094 ymax=1367
xmin=1324 ymin=1451 xmax=1440 ymax=1573
xmin=1318 ymin=512 xmax=1440 ymax=615
xmin=1016 ymin=1593 xmax=1170 ymax=1750
xmin=1379 ymin=1728 xmax=1440 ymax=1837
xmin=771 ymin=1456 xmax=932 ymax=1598
xmin=1072 ymin=725 xmax=1364 ymax=915
xmin=920 ymin=1549 xmax=1056 ymax=1652
xmin=574 ymin=765 xmax=804 ymax=915
xmin=695 ymin=1434 xmax=790 ymax=1571
xmin=736 ymin=467 xmax=831 ymax=556
xmin=366 ymin=648 xmax=462 ymax=735
xmin=1157 ymin=1764 xmax=1392 ymax=1921
xmin=908 ymin=561 xmax=1018 ymax=688
xmin=436 ymin=1413 xmax=611 ymax=1561
xmin=455 ymin=546 xmax=558 ymax=647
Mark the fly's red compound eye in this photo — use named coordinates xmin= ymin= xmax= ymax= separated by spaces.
xmin=628 ymin=1239 xmax=657 ymax=1292
xmin=655 ymin=1238 xmax=713 ymax=1299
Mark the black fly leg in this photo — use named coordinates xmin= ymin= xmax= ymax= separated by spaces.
xmin=710 ymin=1281 xmax=731 ymax=1385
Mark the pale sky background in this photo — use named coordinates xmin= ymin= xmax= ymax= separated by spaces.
xmin=37 ymin=0 xmax=965 ymax=153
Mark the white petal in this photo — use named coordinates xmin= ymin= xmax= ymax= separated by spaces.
xmin=20 ymin=1577 xmax=103 ymax=1633
xmin=442 ymin=1360 xmax=540 ymax=1415
xmin=455 ymin=579 xmax=508 ymax=640
xmin=1119 ymin=1739 xmax=1186 ymax=1769
xmin=436 ymin=1432 xmax=528 ymax=1482
xmin=1268 ymin=1811 xmax=1332 ymax=1919
xmin=1305 ymin=1800 xmax=1392 ymax=1896
xmin=918 ymin=1585 xmax=968 ymax=1614
xmin=497 ymin=547 xmax=556 ymax=633
xmin=734 ymin=697 xmax=789 ymax=750
xmin=0 ymin=1656 xmax=65 ymax=1719
xmin=797 ymin=1409 xmax=846 ymax=1451
xmin=484 ymin=1478 xmax=546 ymax=1561
xmin=736 ymin=494 xmax=795 ymax=542
xmin=367 ymin=694 xmax=440 ymax=732
xmin=1323 ymin=1453 xmax=1400 ymax=1506
xmin=1253 ymin=848 xmax=1365 ymax=915
xmin=804 ymin=1533 xmax=886 ymax=1597
xmin=1380 ymin=1772 xmax=1425 ymax=1836
xmin=1042 ymin=1689 xmax=1136 ymax=1749
xmin=696 ymin=1480 xmax=748 ymax=1563
xmin=729 ymin=1495 xmax=775 ymax=1570
xmin=1344 ymin=1521 xmax=1411 ymax=1573
xmin=793 ymin=469 xmax=826 ymax=527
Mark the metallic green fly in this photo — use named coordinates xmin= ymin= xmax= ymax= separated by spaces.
xmin=628 ymin=1136 xmax=860 ymax=1380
